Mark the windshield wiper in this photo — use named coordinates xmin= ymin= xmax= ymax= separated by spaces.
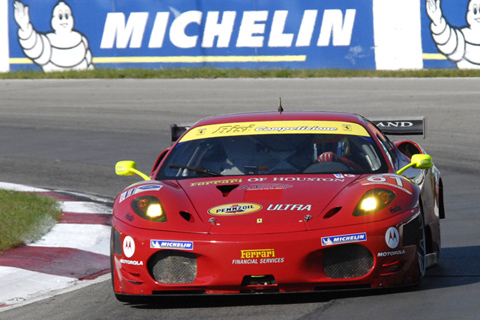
xmin=169 ymin=164 xmax=223 ymax=177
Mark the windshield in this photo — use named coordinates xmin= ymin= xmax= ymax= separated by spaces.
xmin=157 ymin=133 xmax=388 ymax=179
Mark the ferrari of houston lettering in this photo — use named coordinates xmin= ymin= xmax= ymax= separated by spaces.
xmin=111 ymin=111 xmax=444 ymax=302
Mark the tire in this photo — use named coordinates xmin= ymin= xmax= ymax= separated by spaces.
xmin=417 ymin=211 xmax=427 ymax=280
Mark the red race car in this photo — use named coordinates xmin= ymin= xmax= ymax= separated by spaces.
xmin=111 ymin=110 xmax=444 ymax=302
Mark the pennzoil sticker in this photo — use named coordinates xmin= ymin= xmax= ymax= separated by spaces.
xmin=119 ymin=184 xmax=163 ymax=203
xmin=208 ymin=203 xmax=262 ymax=216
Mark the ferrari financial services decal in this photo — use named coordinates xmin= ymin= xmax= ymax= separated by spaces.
xmin=208 ymin=203 xmax=262 ymax=216
xmin=119 ymin=184 xmax=163 ymax=203
xmin=180 ymin=121 xmax=370 ymax=142
xmin=321 ymin=232 xmax=367 ymax=246
xmin=232 ymin=249 xmax=285 ymax=265
xmin=150 ymin=240 xmax=193 ymax=250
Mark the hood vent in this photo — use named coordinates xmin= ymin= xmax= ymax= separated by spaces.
xmin=323 ymin=207 xmax=342 ymax=219
xmin=216 ymin=184 xmax=239 ymax=197
xmin=179 ymin=211 xmax=194 ymax=222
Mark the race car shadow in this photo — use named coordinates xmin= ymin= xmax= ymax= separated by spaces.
xmin=128 ymin=245 xmax=480 ymax=309
xmin=422 ymin=245 xmax=480 ymax=290
xmin=129 ymin=289 xmax=397 ymax=310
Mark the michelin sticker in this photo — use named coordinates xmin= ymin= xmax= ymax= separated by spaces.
xmin=150 ymin=240 xmax=193 ymax=250
xmin=13 ymin=1 xmax=94 ymax=72
xmin=321 ymin=232 xmax=367 ymax=246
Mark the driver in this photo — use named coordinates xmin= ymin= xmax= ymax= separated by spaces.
xmin=316 ymin=135 xmax=363 ymax=171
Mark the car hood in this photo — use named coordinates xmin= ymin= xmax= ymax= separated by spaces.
xmin=177 ymin=174 xmax=359 ymax=235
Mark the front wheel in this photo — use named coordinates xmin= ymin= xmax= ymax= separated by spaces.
xmin=417 ymin=211 xmax=427 ymax=280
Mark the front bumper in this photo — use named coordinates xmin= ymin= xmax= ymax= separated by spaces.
xmin=111 ymin=208 xmax=422 ymax=296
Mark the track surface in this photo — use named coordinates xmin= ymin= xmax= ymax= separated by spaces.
xmin=1 ymin=79 xmax=479 ymax=319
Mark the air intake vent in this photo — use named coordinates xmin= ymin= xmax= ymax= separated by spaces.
xmin=148 ymin=251 xmax=197 ymax=284
xmin=323 ymin=244 xmax=373 ymax=279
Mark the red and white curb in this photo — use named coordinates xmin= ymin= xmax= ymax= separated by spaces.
xmin=0 ymin=182 xmax=113 ymax=310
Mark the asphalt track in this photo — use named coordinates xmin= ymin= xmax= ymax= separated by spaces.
xmin=0 ymin=78 xmax=479 ymax=319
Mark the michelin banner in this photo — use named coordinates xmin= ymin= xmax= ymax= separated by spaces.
xmin=0 ymin=0 xmax=476 ymax=72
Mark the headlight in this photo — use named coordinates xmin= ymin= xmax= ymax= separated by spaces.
xmin=131 ymin=196 xmax=167 ymax=222
xmin=353 ymin=189 xmax=395 ymax=216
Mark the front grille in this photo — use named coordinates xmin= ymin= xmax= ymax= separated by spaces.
xmin=323 ymin=244 xmax=373 ymax=279
xmin=148 ymin=250 xmax=197 ymax=284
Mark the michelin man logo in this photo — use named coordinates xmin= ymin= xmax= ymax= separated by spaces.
xmin=13 ymin=1 xmax=94 ymax=72
xmin=426 ymin=0 xmax=480 ymax=69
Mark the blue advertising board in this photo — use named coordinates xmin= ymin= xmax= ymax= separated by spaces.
xmin=8 ymin=0 xmax=376 ymax=71
xmin=422 ymin=0 xmax=480 ymax=69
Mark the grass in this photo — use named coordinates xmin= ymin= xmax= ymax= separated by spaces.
xmin=1 ymin=67 xmax=480 ymax=79
xmin=0 ymin=190 xmax=62 ymax=253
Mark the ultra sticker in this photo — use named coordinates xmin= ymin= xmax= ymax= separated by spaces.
xmin=208 ymin=203 xmax=262 ymax=216
xmin=267 ymin=204 xmax=312 ymax=211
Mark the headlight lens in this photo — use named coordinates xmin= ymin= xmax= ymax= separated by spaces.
xmin=353 ymin=189 xmax=395 ymax=216
xmin=131 ymin=196 xmax=167 ymax=222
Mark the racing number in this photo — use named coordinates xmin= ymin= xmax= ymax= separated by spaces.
xmin=367 ymin=175 xmax=404 ymax=187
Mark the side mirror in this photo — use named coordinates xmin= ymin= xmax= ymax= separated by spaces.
xmin=115 ymin=161 xmax=151 ymax=181
xmin=396 ymin=154 xmax=433 ymax=175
